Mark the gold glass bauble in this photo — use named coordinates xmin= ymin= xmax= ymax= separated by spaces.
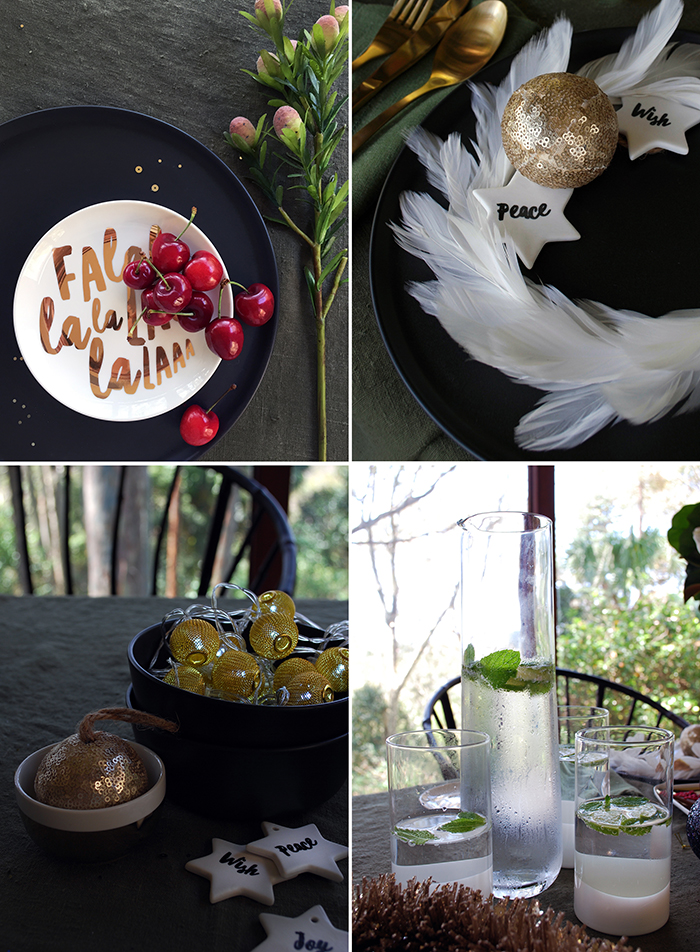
xmin=501 ymin=72 xmax=618 ymax=188
xmin=169 ymin=618 xmax=220 ymax=667
xmin=211 ymin=649 xmax=261 ymax=699
xmin=273 ymin=656 xmax=316 ymax=692
xmin=315 ymin=646 xmax=349 ymax=693
xmin=258 ymin=589 xmax=296 ymax=617
xmin=249 ymin=614 xmax=299 ymax=660
xmin=34 ymin=732 xmax=149 ymax=809
xmin=286 ymin=670 xmax=334 ymax=706
xmin=164 ymin=664 xmax=206 ymax=694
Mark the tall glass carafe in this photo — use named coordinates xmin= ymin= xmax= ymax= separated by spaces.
xmin=460 ymin=511 xmax=561 ymax=898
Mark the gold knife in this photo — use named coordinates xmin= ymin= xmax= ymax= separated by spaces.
xmin=352 ymin=0 xmax=473 ymax=114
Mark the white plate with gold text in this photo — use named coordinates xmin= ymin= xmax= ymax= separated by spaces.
xmin=13 ymin=200 xmax=231 ymax=421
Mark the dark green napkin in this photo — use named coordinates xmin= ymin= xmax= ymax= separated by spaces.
xmin=352 ymin=0 xmax=700 ymax=461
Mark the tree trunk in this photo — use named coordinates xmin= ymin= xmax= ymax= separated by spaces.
xmin=83 ymin=467 xmax=121 ymax=595
xmin=116 ymin=467 xmax=150 ymax=595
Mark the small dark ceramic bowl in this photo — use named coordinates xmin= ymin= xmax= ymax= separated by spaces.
xmin=126 ymin=685 xmax=348 ymax=819
xmin=14 ymin=741 xmax=166 ymax=862
xmin=127 ymin=622 xmax=348 ymax=746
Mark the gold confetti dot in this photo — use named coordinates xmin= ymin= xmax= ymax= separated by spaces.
xmin=151 ymin=184 xmax=159 ymax=191
xmin=135 ymin=165 xmax=142 ymax=173
xmin=158 ymin=158 xmax=162 ymax=164
xmin=178 ymin=164 xmax=182 ymax=168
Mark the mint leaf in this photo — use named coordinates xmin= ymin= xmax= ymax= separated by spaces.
xmin=463 ymin=643 xmax=476 ymax=666
xmin=578 ymin=796 xmax=670 ymax=836
xmin=393 ymin=826 xmax=437 ymax=846
xmin=439 ymin=811 xmax=486 ymax=834
xmin=479 ymin=649 xmax=521 ymax=689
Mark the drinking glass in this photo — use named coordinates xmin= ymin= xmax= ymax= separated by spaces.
xmin=558 ymin=705 xmax=609 ymax=868
xmin=460 ymin=511 xmax=561 ymax=898
xmin=574 ymin=726 xmax=674 ymax=936
xmin=386 ymin=728 xmax=492 ymax=894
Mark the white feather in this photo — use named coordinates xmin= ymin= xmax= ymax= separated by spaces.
xmin=515 ymin=388 xmax=621 ymax=451
xmin=392 ymin=3 xmax=700 ymax=452
xmin=577 ymin=0 xmax=684 ymax=96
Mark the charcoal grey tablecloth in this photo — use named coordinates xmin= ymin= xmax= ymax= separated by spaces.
xmin=1 ymin=596 xmax=348 ymax=952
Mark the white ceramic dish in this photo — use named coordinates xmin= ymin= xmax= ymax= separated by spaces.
xmin=13 ymin=200 xmax=231 ymax=421
xmin=15 ymin=740 xmax=166 ymax=860
xmin=654 ymin=782 xmax=700 ymax=816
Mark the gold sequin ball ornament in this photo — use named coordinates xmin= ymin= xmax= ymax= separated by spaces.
xmin=257 ymin=589 xmax=296 ymax=617
xmin=315 ymin=646 xmax=349 ymax=693
xmin=211 ymin=649 xmax=262 ymax=700
xmin=34 ymin=708 xmax=177 ymax=809
xmin=249 ymin=613 xmax=299 ymax=660
xmin=501 ymin=73 xmax=618 ymax=189
xmin=168 ymin=617 xmax=220 ymax=667
xmin=286 ymin=670 xmax=335 ymax=705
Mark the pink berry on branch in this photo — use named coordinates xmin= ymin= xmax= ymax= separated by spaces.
xmin=273 ymin=106 xmax=302 ymax=141
xmin=312 ymin=14 xmax=339 ymax=54
xmin=254 ymin=0 xmax=282 ymax=24
xmin=333 ymin=5 xmax=349 ymax=24
xmin=229 ymin=117 xmax=257 ymax=145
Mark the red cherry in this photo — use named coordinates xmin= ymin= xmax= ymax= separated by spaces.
xmin=184 ymin=251 xmax=224 ymax=291
xmin=140 ymin=287 xmax=172 ymax=326
xmin=151 ymin=206 xmax=197 ymax=272
xmin=151 ymin=232 xmax=190 ymax=272
xmin=123 ymin=258 xmax=157 ymax=289
xmin=205 ymin=316 xmax=244 ymax=360
xmin=234 ymin=283 xmax=275 ymax=326
xmin=180 ymin=404 xmax=220 ymax=445
xmin=179 ymin=383 xmax=237 ymax=446
xmin=154 ymin=272 xmax=193 ymax=313
xmin=177 ymin=291 xmax=214 ymax=332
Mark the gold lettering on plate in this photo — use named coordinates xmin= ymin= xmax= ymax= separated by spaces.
xmin=82 ymin=246 xmax=107 ymax=302
xmin=52 ymin=246 xmax=76 ymax=301
xmin=41 ymin=223 xmax=200 ymax=401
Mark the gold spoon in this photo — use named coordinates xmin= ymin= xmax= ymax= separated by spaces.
xmin=352 ymin=0 xmax=507 ymax=155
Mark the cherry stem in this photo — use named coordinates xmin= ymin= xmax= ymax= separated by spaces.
xmin=228 ymin=280 xmax=249 ymax=293
xmin=128 ymin=305 xmax=149 ymax=338
xmin=149 ymin=258 xmax=170 ymax=289
xmin=206 ymin=383 xmax=238 ymax=414
xmin=217 ymin=279 xmax=232 ymax=319
xmin=176 ymin=206 xmax=197 ymax=240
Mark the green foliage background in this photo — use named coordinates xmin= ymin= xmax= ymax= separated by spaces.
xmin=0 ymin=465 xmax=348 ymax=600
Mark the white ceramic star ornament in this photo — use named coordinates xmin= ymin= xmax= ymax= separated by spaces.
xmin=252 ymin=905 xmax=348 ymax=952
xmin=617 ymin=95 xmax=700 ymax=160
xmin=246 ymin=822 xmax=348 ymax=882
xmin=185 ymin=838 xmax=287 ymax=904
xmin=471 ymin=170 xmax=580 ymax=269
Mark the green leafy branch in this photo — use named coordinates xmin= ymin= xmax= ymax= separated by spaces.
xmin=225 ymin=0 xmax=349 ymax=460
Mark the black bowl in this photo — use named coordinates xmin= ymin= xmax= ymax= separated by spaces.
xmin=126 ymin=685 xmax=348 ymax=819
xmin=127 ymin=622 xmax=348 ymax=746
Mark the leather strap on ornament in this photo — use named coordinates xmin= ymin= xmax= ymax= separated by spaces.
xmin=77 ymin=707 xmax=179 ymax=744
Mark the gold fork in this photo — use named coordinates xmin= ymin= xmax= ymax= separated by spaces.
xmin=352 ymin=0 xmax=434 ymax=71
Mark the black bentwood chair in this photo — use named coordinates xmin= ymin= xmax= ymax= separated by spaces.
xmin=8 ymin=465 xmax=297 ymax=597
xmin=423 ymin=671 xmax=689 ymax=734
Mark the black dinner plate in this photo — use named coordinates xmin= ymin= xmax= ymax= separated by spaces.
xmin=371 ymin=28 xmax=700 ymax=460
xmin=1 ymin=105 xmax=278 ymax=461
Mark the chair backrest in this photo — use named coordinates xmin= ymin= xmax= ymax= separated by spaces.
xmin=8 ymin=465 xmax=297 ymax=597
xmin=422 ymin=670 xmax=689 ymax=733
xmin=556 ymin=668 xmax=689 ymax=731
